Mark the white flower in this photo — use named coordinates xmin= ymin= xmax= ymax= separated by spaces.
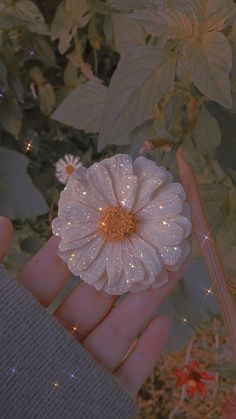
xmin=55 ymin=154 xmax=82 ymax=184
xmin=52 ymin=154 xmax=192 ymax=295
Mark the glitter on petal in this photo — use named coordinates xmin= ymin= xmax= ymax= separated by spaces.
xmin=55 ymin=154 xmax=82 ymax=184
xmin=52 ymin=154 xmax=192 ymax=295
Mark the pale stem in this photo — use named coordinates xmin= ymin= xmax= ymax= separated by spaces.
xmin=177 ymin=146 xmax=236 ymax=364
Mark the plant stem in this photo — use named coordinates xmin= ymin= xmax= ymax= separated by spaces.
xmin=177 ymin=146 xmax=236 ymax=364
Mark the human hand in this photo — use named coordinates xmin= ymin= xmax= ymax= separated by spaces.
xmin=0 ymin=216 xmax=190 ymax=400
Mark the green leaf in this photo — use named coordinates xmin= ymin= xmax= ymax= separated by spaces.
xmin=193 ymin=107 xmax=222 ymax=158
xmin=185 ymin=32 xmax=232 ymax=108
xmin=0 ymin=59 xmax=7 ymax=87
xmin=130 ymin=8 xmax=198 ymax=39
xmin=30 ymin=35 xmax=57 ymax=68
xmin=111 ymin=12 xmax=145 ymax=53
xmin=110 ymin=0 xmax=159 ymax=10
xmin=7 ymin=74 xmax=24 ymax=103
xmin=183 ymin=137 xmax=206 ymax=174
xmin=38 ymin=83 xmax=56 ymax=116
xmin=0 ymin=147 xmax=48 ymax=219
xmin=0 ymin=100 xmax=22 ymax=137
xmin=98 ymin=46 xmax=176 ymax=150
xmin=51 ymin=80 xmax=107 ymax=133
xmin=14 ymin=0 xmax=49 ymax=34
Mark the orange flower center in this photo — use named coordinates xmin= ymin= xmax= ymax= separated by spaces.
xmin=98 ymin=206 xmax=137 ymax=241
xmin=188 ymin=379 xmax=197 ymax=387
xmin=65 ymin=164 xmax=75 ymax=175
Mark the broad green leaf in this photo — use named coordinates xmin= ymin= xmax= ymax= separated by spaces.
xmin=0 ymin=59 xmax=7 ymax=86
xmin=0 ymin=100 xmax=22 ymax=137
xmin=0 ymin=147 xmax=48 ymax=219
xmin=110 ymin=0 xmax=160 ymax=10
xmin=98 ymin=46 xmax=176 ymax=150
xmin=130 ymin=8 xmax=199 ymax=39
xmin=38 ymin=83 xmax=56 ymax=116
xmin=52 ymin=80 xmax=107 ymax=133
xmin=30 ymin=35 xmax=57 ymax=68
xmin=187 ymin=0 xmax=236 ymax=30
xmin=183 ymin=137 xmax=206 ymax=173
xmin=14 ymin=0 xmax=49 ymax=34
xmin=193 ymin=107 xmax=221 ymax=157
xmin=111 ymin=12 xmax=145 ymax=53
xmin=7 ymin=74 xmax=24 ymax=103
xmin=185 ymin=32 xmax=232 ymax=108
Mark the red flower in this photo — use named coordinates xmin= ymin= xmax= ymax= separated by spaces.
xmin=174 ymin=360 xmax=215 ymax=396
xmin=221 ymin=385 xmax=236 ymax=419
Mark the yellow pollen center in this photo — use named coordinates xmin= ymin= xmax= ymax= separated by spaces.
xmin=188 ymin=380 xmax=197 ymax=387
xmin=98 ymin=206 xmax=137 ymax=241
xmin=65 ymin=165 xmax=75 ymax=175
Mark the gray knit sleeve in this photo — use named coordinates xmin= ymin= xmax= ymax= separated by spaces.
xmin=0 ymin=266 xmax=139 ymax=419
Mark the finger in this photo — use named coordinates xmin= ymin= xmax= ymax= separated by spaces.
xmin=54 ymin=283 xmax=117 ymax=340
xmin=17 ymin=236 xmax=70 ymax=307
xmin=114 ymin=316 xmax=170 ymax=399
xmin=83 ymin=258 xmax=190 ymax=371
xmin=0 ymin=217 xmax=13 ymax=261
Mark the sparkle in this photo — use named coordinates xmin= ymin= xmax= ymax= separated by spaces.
xmin=53 ymin=382 xmax=60 ymax=388
xmin=180 ymin=314 xmax=190 ymax=326
xmin=0 ymin=88 xmax=6 ymax=99
xmin=201 ymin=286 xmax=215 ymax=302
xmin=69 ymin=372 xmax=76 ymax=379
xmin=162 ymin=221 xmax=168 ymax=225
xmin=23 ymin=47 xmax=38 ymax=60
xmin=10 ymin=367 xmax=17 ymax=374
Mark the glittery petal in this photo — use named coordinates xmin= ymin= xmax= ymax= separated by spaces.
xmin=174 ymin=215 xmax=192 ymax=238
xmin=62 ymin=173 xmax=106 ymax=210
xmin=122 ymin=239 xmax=145 ymax=285
xmin=137 ymin=193 xmax=183 ymax=221
xmin=81 ymin=243 xmax=111 ymax=284
xmin=67 ymin=235 xmax=104 ymax=275
xmin=157 ymin=244 xmax=183 ymax=267
xmin=58 ymin=201 xmax=100 ymax=223
xmin=137 ymin=220 xmax=185 ymax=246
xmin=167 ymin=241 xmax=191 ymax=272
xmin=129 ymin=234 xmax=162 ymax=277
xmin=52 ymin=217 xmax=62 ymax=237
xmin=60 ymin=222 xmax=98 ymax=241
xmin=59 ymin=231 xmax=98 ymax=252
xmin=93 ymin=272 xmax=107 ymax=291
xmin=133 ymin=156 xmax=172 ymax=182
xmin=106 ymin=242 xmax=123 ymax=287
xmin=87 ymin=162 xmax=118 ymax=206
xmin=151 ymin=270 xmax=169 ymax=288
xmin=132 ymin=176 xmax=167 ymax=213
xmin=160 ymin=182 xmax=186 ymax=200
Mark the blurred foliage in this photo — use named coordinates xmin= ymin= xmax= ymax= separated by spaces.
xmin=0 ymin=0 xmax=236 ymax=354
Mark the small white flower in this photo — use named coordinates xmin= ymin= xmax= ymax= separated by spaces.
xmin=55 ymin=154 xmax=82 ymax=184
xmin=52 ymin=154 xmax=192 ymax=295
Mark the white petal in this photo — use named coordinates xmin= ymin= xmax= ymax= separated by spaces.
xmin=81 ymin=243 xmax=111 ymax=284
xmin=60 ymin=222 xmax=98 ymax=242
xmin=122 ymin=239 xmax=145 ymax=284
xmin=58 ymin=201 xmax=101 ymax=223
xmin=129 ymin=234 xmax=162 ymax=277
xmin=132 ymin=177 xmax=166 ymax=213
xmin=151 ymin=270 xmax=169 ymax=289
xmin=157 ymin=244 xmax=183 ymax=266
xmin=174 ymin=215 xmax=192 ymax=238
xmin=62 ymin=173 xmax=106 ymax=210
xmin=93 ymin=272 xmax=107 ymax=291
xmin=137 ymin=220 xmax=185 ymax=246
xmin=59 ymin=231 xmax=98 ymax=252
xmin=137 ymin=193 xmax=183 ymax=221
xmin=52 ymin=217 xmax=62 ymax=237
xmin=67 ymin=235 xmax=104 ymax=275
xmin=167 ymin=241 xmax=191 ymax=272
xmin=87 ymin=162 xmax=118 ymax=206
xmin=106 ymin=242 xmax=123 ymax=287
xmin=160 ymin=182 xmax=186 ymax=200
xmin=133 ymin=156 xmax=172 ymax=182
xmin=102 ymin=154 xmax=138 ymax=210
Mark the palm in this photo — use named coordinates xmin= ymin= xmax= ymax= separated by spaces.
xmin=0 ymin=217 xmax=189 ymax=399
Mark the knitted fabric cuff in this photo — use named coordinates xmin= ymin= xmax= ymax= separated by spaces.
xmin=0 ymin=266 xmax=139 ymax=419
